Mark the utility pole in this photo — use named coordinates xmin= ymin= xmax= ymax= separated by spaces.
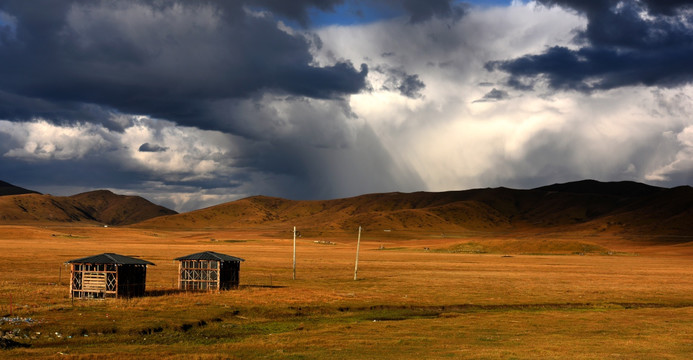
xmin=354 ymin=226 xmax=362 ymax=280
xmin=293 ymin=226 xmax=297 ymax=280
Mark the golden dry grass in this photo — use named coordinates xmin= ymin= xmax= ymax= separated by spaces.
xmin=0 ymin=191 xmax=175 ymax=226
xmin=1 ymin=224 xmax=692 ymax=359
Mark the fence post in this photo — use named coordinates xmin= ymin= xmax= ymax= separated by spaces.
xmin=293 ymin=226 xmax=297 ymax=280
xmin=354 ymin=226 xmax=362 ymax=280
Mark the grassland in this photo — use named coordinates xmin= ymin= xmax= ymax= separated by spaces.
xmin=1 ymin=225 xmax=692 ymax=359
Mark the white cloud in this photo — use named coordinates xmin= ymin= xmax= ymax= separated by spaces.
xmin=0 ymin=119 xmax=112 ymax=160
xmin=310 ymin=3 xmax=693 ymax=191
xmin=0 ymin=117 xmax=237 ymax=178
xmin=646 ymin=125 xmax=693 ymax=182
xmin=0 ymin=117 xmax=244 ymax=210
xmin=119 ymin=117 xmax=237 ymax=179
xmin=3 ymin=2 xmax=693 ymax=214
xmin=110 ymin=181 xmax=243 ymax=213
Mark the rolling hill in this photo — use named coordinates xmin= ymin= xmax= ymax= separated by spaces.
xmin=136 ymin=180 xmax=692 ymax=241
xmin=0 ymin=189 xmax=177 ymax=225
xmin=2 ymin=179 xmax=690 ymax=240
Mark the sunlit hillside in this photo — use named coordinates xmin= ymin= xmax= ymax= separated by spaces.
xmin=136 ymin=180 xmax=693 ymax=242
xmin=0 ymin=190 xmax=176 ymax=225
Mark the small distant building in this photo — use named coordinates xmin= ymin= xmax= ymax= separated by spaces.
xmin=175 ymin=251 xmax=244 ymax=291
xmin=65 ymin=253 xmax=155 ymax=299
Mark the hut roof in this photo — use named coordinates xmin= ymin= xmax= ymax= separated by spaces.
xmin=175 ymin=251 xmax=245 ymax=262
xmin=65 ymin=253 xmax=155 ymax=265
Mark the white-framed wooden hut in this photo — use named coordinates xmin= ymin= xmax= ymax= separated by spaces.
xmin=175 ymin=251 xmax=244 ymax=291
xmin=65 ymin=253 xmax=154 ymax=299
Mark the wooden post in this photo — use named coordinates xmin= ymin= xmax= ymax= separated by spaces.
xmin=115 ymin=265 xmax=120 ymax=299
xmin=216 ymin=261 xmax=221 ymax=291
xmin=177 ymin=261 xmax=182 ymax=290
xmin=69 ymin=264 xmax=74 ymax=299
xmin=292 ymin=226 xmax=297 ymax=280
xmin=354 ymin=226 xmax=362 ymax=280
xmin=70 ymin=263 xmax=74 ymax=303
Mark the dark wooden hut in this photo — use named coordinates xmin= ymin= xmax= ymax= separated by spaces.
xmin=175 ymin=251 xmax=244 ymax=291
xmin=65 ymin=253 xmax=154 ymax=299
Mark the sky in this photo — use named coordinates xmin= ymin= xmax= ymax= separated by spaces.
xmin=1 ymin=0 xmax=693 ymax=212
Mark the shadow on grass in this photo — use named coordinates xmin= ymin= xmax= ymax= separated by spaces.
xmin=145 ymin=289 xmax=186 ymax=297
xmin=144 ymin=285 xmax=285 ymax=297
xmin=0 ymin=338 xmax=31 ymax=350
xmin=240 ymin=284 xmax=286 ymax=289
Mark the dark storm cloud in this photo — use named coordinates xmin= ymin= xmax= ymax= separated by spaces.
xmin=377 ymin=66 xmax=426 ymax=99
xmin=486 ymin=0 xmax=693 ymax=92
xmin=262 ymin=0 xmax=466 ymax=25
xmin=0 ymin=0 xmax=445 ymax=208
xmin=472 ymin=88 xmax=509 ymax=103
xmin=0 ymin=0 xmax=465 ymax=132
xmin=229 ymin=125 xmax=426 ymax=201
xmin=138 ymin=143 xmax=168 ymax=153
xmin=394 ymin=0 xmax=467 ymax=23
xmin=0 ymin=151 xmax=148 ymax=190
xmin=0 ymin=90 xmax=129 ymax=131
xmin=0 ymin=0 xmax=368 ymax=133
xmin=539 ymin=0 xmax=693 ymax=16
xmin=396 ymin=74 xmax=426 ymax=99
xmin=251 ymin=0 xmax=345 ymax=26
xmin=228 ymin=0 xmax=466 ymax=27
xmin=639 ymin=0 xmax=693 ymax=15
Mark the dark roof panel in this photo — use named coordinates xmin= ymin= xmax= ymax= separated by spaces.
xmin=65 ymin=253 xmax=155 ymax=265
xmin=175 ymin=251 xmax=245 ymax=262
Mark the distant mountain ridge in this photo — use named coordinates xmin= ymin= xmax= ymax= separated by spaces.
xmin=2 ymin=179 xmax=691 ymax=240
xmin=0 ymin=180 xmax=40 ymax=196
xmin=535 ymin=179 xmax=662 ymax=197
xmin=0 ymin=182 xmax=177 ymax=225
xmin=137 ymin=180 xmax=692 ymax=241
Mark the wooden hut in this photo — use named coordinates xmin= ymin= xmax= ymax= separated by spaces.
xmin=175 ymin=251 xmax=244 ymax=291
xmin=65 ymin=253 xmax=154 ymax=299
